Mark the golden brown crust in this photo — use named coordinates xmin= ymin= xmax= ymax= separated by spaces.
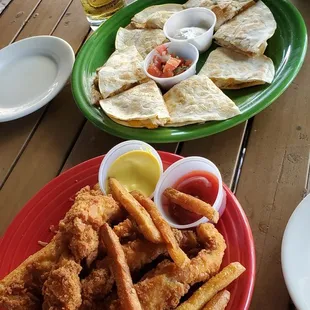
xmin=109 ymin=178 xmax=163 ymax=243
xmin=101 ymin=223 xmax=142 ymax=310
xmin=163 ymin=188 xmax=220 ymax=223
xmin=131 ymin=190 xmax=190 ymax=268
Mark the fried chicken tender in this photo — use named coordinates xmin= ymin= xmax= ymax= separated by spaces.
xmin=142 ymin=223 xmax=226 ymax=285
xmin=136 ymin=275 xmax=190 ymax=310
xmin=0 ymin=239 xmax=63 ymax=310
xmin=113 ymin=218 xmax=138 ymax=240
xmin=42 ymin=256 xmax=82 ymax=310
xmin=58 ymin=186 xmax=124 ymax=262
xmin=108 ymin=223 xmax=226 ymax=310
xmin=81 ymin=237 xmax=167 ymax=305
xmin=0 ymin=185 xmax=123 ymax=310
xmin=81 ymin=227 xmax=196 ymax=305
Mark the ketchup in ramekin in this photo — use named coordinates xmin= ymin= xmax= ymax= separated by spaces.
xmin=164 ymin=170 xmax=219 ymax=225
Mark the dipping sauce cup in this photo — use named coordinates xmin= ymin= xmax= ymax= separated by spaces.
xmin=154 ymin=156 xmax=225 ymax=229
xmin=99 ymin=140 xmax=163 ymax=198
xmin=163 ymin=8 xmax=217 ymax=53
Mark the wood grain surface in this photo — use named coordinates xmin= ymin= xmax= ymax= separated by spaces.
xmin=0 ymin=1 xmax=309 ymax=310
xmin=235 ymin=1 xmax=309 ymax=309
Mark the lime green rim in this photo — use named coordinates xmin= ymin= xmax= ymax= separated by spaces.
xmin=72 ymin=0 xmax=308 ymax=143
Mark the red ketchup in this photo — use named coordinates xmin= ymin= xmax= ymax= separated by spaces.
xmin=164 ymin=170 xmax=219 ymax=225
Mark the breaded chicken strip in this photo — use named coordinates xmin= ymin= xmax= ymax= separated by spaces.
xmin=0 ymin=239 xmax=63 ymax=310
xmin=0 ymin=185 xmax=124 ymax=310
xmin=81 ymin=228 xmax=198 ymax=306
xmin=58 ymin=186 xmax=124 ymax=262
xmin=42 ymin=256 xmax=82 ymax=310
xmin=107 ymin=223 xmax=226 ymax=310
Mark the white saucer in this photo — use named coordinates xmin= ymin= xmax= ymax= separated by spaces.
xmin=0 ymin=36 xmax=75 ymax=122
xmin=282 ymin=194 xmax=310 ymax=310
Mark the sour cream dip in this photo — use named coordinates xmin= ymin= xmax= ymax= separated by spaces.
xmin=173 ymin=27 xmax=208 ymax=40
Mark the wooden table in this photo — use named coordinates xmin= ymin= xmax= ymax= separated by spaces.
xmin=0 ymin=0 xmax=308 ymax=309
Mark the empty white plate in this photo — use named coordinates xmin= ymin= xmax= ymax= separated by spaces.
xmin=0 ymin=36 xmax=75 ymax=122
xmin=282 ymin=194 xmax=310 ymax=310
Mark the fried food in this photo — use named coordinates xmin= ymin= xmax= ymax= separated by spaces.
xmin=109 ymin=178 xmax=163 ymax=243
xmin=108 ymin=223 xmax=226 ymax=309
xmin=0 ymin=182 xmax=243 ymax=310
xmin=0 ymin=238 xmax=63 ymax=310
xmin=81 ymin=266 xmax=114 ymax=305
xmin=136 ymin=275 xmax=190 ymax=310
xmin=101 ymin=223 xmax=142 ymax=310
xmin=131 ymin=190 xmax=190 ymax=268
xmin=202 ymin=290 xmax=230 ymax=310
xmin=0 ymin=185 xmax=123 ymax=310
xmin=58 ymin=185 xmax=124 ymax=262
xmin=163 ymin=188 xmax=219 ymax=223
xmin=176 ymin=262 xmax=246 ymax=310
xmin=81 ymin=227 xmax=195 ymax=305
xmin=113 ymin=218 xmax=138 ymax=240
xmin=141 ymin=223 xmax=226 ymax=285
xmin=42 ymin=255 xmax=82 ymax=310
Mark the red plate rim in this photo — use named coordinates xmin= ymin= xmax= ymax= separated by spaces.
xmin=0 ymin=151 xmax=255 ymax=309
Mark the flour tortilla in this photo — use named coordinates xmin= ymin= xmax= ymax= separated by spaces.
xmin=163 ymin=75 xmax=240 ymax=126
xmin=183 ymin=0 xmax=256 ymax=30
xmin=97 ymin=46 xmax=149 ymax=100
xmin=115 ymin=27 xmax=167 ymax=58
xmin=99 ymin=81 xmax=170 ymax=129
xmin=199 ymin=47 xmax=275 ymax=89
xmin=214 ymin=1 xmax=277 ymax=56
xmin=131 ymin=4 xmax=183 ymax=29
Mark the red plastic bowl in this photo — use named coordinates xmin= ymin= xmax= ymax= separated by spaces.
xmin=0 ymin=152 xmax=255 ymax=309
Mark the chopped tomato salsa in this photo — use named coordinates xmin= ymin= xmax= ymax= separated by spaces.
xmin=147 ymin=45 xmax=193 ymax=78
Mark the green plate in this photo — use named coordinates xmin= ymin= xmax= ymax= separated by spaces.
xmin=72 ymin=0 xmax=307 ymax=143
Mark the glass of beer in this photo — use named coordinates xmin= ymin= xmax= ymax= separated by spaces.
xmin=81 ymin=0 xmax=126 ymax=29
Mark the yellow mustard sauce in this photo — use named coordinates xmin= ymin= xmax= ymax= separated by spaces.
xmin=106 ymin=150 xmax=161 ymax=197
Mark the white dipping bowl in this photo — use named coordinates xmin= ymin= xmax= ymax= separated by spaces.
xmin=154 ymin=156 xmax=225 ymax=229
xmin=98 ymin=140 xmax=163 ymax=198
xmin=164 ymin=8 xmax=216 ymax=53
xmin=144 ymin=41 xmax=199 ymax=90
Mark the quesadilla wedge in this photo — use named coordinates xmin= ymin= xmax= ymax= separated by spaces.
xmin=115 ymin=27 xmax=167 ymax=58
xmin=183 ymin=0 xmax=256 ymax=30
xmin=99 ymin=80 xmax=170 ymax=129
xmin=131 ymin=4 xmax=183 ymax=29
xmin=214 ymin=1 xmax=276 ymax=56
xmin=97 ymin=45 xmax=149 ymax=100
xmin=199 ymin=47 xmax=275 ymax=89
xmin=163 ymin=75 xmax=240 ymax=126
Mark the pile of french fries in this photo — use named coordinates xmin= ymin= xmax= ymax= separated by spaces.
xmin=103 ymin=178 xmax=246 ymax=310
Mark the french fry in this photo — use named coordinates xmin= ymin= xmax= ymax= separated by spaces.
xmin=163 ymin=188 xmax=219 ymax=223
xmin=101 ymin=223 xmax=142 ymax=310
xmin=202 ymin=290 xmax=230 ymax=310
xmin=109 ymin=178 xmax=163 ymax=243
xmin=176 ymin=262 xmax=245 ymax=310
xmin=131 ymin=190 xmax=190 ymax=268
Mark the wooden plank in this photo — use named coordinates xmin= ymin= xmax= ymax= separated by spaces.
xmin=0 ymin=85 xmax=85 ymax=236
xmin=14 ymin=0 xmax=73 ymax=41
xmin=180 ymin=123 xmax=247 ymax=188
xmin=235 ymin=1 xmax=310 ymax=308
xmin=0 ymin=0 xmax=41 ymax=48
xmin=52 ymin=0 xmax=90 ymax=50
xmin=0 ymin=0 xmax=90 ymax=189
xmin=61 ymin=121 xmax=178 ymax=172
xmin=0 ymin=111 xmax=42 ymax=188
